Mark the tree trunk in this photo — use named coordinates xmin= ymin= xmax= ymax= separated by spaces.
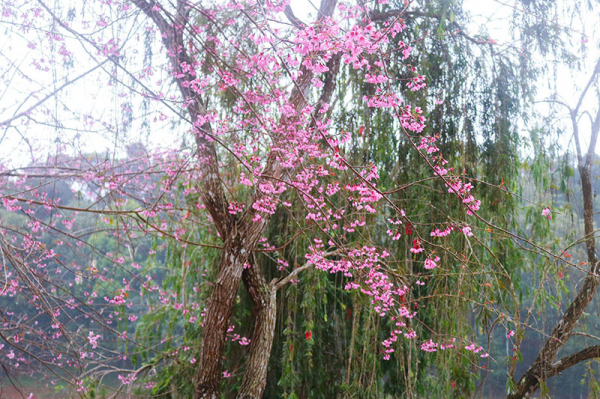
xmin=508 ymin=155 xmax=599 ymax=399
xmin=238 ymin=266 xmax=277 ymax=399
xmin=194 ymin=236 xmax=249 ymax=398
xmin=507 ymin=58 xmax=600 ymax=398
xmin=131 ymin=2 xmax=341 ymax=397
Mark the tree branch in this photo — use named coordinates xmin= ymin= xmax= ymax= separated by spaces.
xmin=274 ymin=262 xmax=313 ymax=291
xmin=284 ymin=5 xmax=305 ymax=28
xmin=0 ymin=59 xmax=110 ymax=127
xmin=370 ymin=9 xmax=490 ymax=45
xmin=550 ymin=345 xmax=600 ymax=376
xmin=131 ymin=0 xmax=233 ymax=239
xmin=574 ymin=57 xmax=600 ymax=116
xmin=509 ymin=57 xmax=600 ymax=399
xmin=273 ymin=251 xmax=339 ymax=291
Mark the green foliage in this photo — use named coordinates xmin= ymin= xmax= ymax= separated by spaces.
xmin=126 ymin=1 xmax=599 ymax=397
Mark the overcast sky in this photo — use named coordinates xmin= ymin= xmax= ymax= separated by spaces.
xmin=0 ymin=0 xmax=598 ymax=168
xmin=462 ymin=0 xmax=600 ymax=153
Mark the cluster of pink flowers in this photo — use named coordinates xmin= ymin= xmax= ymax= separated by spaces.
xmin=465 ymin=343 xmax=489 ymax=358
xmin=0 ymin=0 xmax=506 ymax=382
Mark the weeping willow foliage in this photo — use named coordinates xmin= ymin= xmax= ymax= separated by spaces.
xmin=127 ymin=0 xmax=592 ymax=398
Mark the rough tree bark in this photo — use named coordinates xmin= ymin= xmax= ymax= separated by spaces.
xmin=131 ymin=0 xmax=340 ymax=397
xmin=238 ymin=264 xmax=277 ymax=399
xmin=236 ymin=33 xmax=342 ymax=399
xmin=508 ymin=58 xmax=600 ymax=398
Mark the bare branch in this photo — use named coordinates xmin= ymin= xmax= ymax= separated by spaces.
xmin=569 ymin=332 xmax=600 ymax=343
xmin=284 ymin=5 xmax=305 ymax=28
xmin=274 ymin=262 xmax=313 ymax=291
xmin=274 ymin=251 xmax=339 ymax=291
xmin=551 ymin=345 xmax=600 ymax=377
xmin=0 ymin=59 xmax=109 ymax=127
xmin=131 ymin=0 xmax=233 ymax=238
xmin=574 ymin=57 xmax=600 ymax=116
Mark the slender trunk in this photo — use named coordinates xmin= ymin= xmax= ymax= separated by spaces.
xmin=194 ymin=236 xmax=249 ymax=399
xmin=238 ymin=266 xmax=277 ymax=399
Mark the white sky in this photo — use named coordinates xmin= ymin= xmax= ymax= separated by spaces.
xmin=461 ymin=0 xmax=600 ymax=153
xmin=0 ymin=0 xmax=598 ymax=168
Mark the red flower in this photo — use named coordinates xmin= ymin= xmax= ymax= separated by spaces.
xmin=305 ymin=331 xmax=312 ymax=340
